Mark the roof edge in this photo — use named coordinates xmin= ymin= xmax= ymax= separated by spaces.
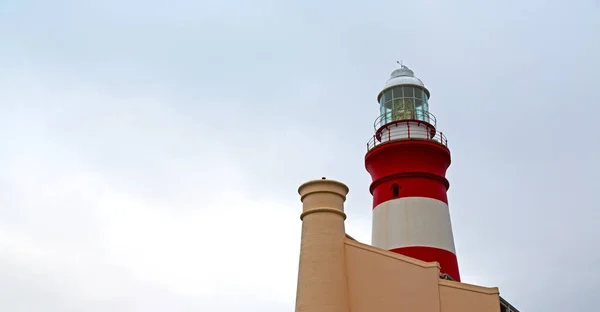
xmin=438 ymin=279 xmax=500 ymax=295
xmin=344 ymin=238 xmax=440 ymax=270
xmin=345 ymin=233 xmax=358 ymax=241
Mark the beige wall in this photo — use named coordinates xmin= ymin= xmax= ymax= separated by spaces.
xmin=345 ymin=240 xmax=441 ymax=312
xmin=344 ymin=239 xmax=501 ymax=312
xmin=295 ymin=178 xmax=504 ymax=312
xmin=438 ymin=280 xmax=500 ymax=312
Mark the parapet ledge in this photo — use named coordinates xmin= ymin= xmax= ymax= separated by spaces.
xmin=344 ymin=237 xmax=440 ymax=270
xmin=438 ymin=279 xmax=500 ymax=295
xmin=345 ymin=233 xmax=358 ymax=241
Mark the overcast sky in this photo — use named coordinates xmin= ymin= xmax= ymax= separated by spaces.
xmin=1 ymin=0 xmax=599 ymax=311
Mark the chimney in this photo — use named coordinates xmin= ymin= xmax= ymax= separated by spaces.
xmin=295 ymin=178 xmax=350 ymax=312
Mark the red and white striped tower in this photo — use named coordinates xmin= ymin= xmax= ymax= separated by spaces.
xmin=365 ymin=64 xmax=461 ymax=281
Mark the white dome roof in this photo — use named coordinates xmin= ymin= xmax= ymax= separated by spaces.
xmin=383 ymin=75 xmax=425 ymax=89
xmin=377 ymin=65 xmax=430 ymax=102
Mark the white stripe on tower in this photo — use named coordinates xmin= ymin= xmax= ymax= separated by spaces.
xmin=372 ymin=197 xmax=456 ymax=253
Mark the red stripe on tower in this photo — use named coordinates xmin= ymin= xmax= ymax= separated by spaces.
xmin=364 ymin=64 xmax=461 ymax=282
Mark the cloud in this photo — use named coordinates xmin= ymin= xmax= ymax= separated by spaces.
xmin=1 ymin=0 xmax=599 ymax=311
xmin=0 ymin=70 xmax=303 ymax=310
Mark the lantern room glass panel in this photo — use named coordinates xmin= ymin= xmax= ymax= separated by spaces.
xmin=378 ymin=86 xmax=431 ymax=125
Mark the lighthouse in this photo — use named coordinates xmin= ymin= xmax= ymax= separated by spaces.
xmin=365 ymin=64 xmax=461 ymax=281
xmin=292 ymin=64 xmax=522 ymax=312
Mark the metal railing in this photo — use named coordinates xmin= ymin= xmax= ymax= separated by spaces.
xmin=374 ymin=110 xmax=437 ymax=131
xmin=500 ymin=296 xmax=520 ymax=312
xmin=367 ymin=126 xmax=448 ymax=151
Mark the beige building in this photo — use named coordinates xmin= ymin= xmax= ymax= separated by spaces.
xmin=294 ymin=178 xmax=519 ymax=312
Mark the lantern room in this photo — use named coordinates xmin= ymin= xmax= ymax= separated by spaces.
xmin=368 ymin=64 xmax=448 ymax=151
xmin=376 ymin=65 xmax=432 ymax=127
